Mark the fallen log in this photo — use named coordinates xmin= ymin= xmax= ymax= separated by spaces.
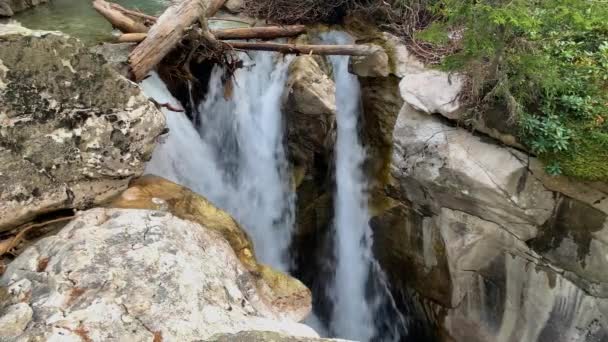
xmin=118 ymin=25 xmax=306 ymax=43
xmin=117 ymin=32 xmax=147 ymax=42
xmin=214 ymin=25 xmax=306 ymax=40
xmin=227 ymin=41 xmax=376 ymax=56
xmin=129 ymin=0 xmax=226 ymax=81
xmin=109 ymin=2 xmax=157 ymax=23
xmin=93 ymin=0 xmax=148 ymax=33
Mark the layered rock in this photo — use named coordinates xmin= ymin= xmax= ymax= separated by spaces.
xmin=0 ymin=24 xmax=165 ymax=231
xmin=369 ymin=63 xmax=608 ymax=341
xmin=0 ymin=206 xmax=319 ymax=341
xmin=0 ymin=0 xmax=48 ymax=17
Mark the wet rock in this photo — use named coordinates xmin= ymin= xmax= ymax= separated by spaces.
xmin=350 ymin=45 xmax=390 ymax=77
xmin=284 ymin=55 xmax=336 ymax=173
xmin=109 ymin=175 xmax=313 ymax=322
xmin=0 ymin=24 xmax=165 ymax=231
xmin=0 ymin=0 xmax=48 ymax=16
xmin=0 ymin=208 xmax=320 ymax=341
xmin=206 ymin=330 xmax=350 ymax=341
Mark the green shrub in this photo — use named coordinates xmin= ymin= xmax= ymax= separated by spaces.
xmin=415 ymin=0 xmax=608 ymax=180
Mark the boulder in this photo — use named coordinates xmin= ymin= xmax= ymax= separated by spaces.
xmin=284 ymin=54 xmax=336 ymax=174
xmin=0 ymin=0 xmax=48 ymax=16
xmin=0 ymin=208 xmax=319 ymax=341
xmin=350 ymin=45 xmax=390 ymax=78
xmin=224 ymin=0 xmax=244 ymax=13
xmin=0 ymin=24 xmax=165 ymax=231
xmin=108 ymin=175 xmax=313 ymax=322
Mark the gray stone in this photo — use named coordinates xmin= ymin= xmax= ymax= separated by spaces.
xmin=0 ymin=208 xmax=321 ymax=341
xmin=0 ymin=24 xmax=165 ymax=231
xmin=0 ymin=0 xmax=48 ymax=16
xmin=0 ymin=303 xmax=33 ymax=338
xmin=206 ymin=330 xmax=350 ymax=341
xmin=224 ymin=0 xmax=244 ymax=13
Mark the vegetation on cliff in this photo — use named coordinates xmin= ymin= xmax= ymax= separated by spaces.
xmin=424 ymin=0 xmax=608 ymax=181
xmin=246 ymin=0 xmax=608 ymax=181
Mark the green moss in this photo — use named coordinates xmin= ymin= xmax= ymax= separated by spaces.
xmin=415 ymin=22 xmax=450 ymax=45
xmin=547 ymin=131 xmax=608 ymax=181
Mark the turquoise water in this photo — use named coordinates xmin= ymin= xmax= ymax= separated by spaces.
xmin=14 ymin=0 xmax=168 ymax=44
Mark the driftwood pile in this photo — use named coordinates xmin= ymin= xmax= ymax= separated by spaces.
xmin=93 ymin=0 xmax=375 ymax=81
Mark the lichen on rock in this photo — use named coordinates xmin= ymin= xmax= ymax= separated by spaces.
xmin=0 ymin=23 xmax=165 ymax=232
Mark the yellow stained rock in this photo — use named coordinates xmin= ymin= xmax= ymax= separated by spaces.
xmin=108 ymin=175 xmax=312 ymax=321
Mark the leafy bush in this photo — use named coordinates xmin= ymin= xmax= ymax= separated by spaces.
xmin=415 ymin=0 xmax=608 ymax=180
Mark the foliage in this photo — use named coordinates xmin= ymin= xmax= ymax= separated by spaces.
xmin=414 ymin=0 xmax=608 ymax=180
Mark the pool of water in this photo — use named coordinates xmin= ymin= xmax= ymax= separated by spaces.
xmin=14 ymin=0 xmax=168 ymax=44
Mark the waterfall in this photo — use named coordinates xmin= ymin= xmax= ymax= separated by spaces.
xmin=321 ymin=32 xmax=408 ymax=342
xmin=140 ymin=51 xmax=295 ymax=271
xmin=140 ymin=38 xmax=408 ymax=341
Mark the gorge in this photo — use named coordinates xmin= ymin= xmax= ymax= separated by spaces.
xmin=1 ymin=1 xmax=608 ymax=342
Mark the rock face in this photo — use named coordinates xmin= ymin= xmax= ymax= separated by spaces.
xmin=0 ymin=24 xmax=165 ymax=231
xmin=0 ymin=207 xmax=319 ymax=341
xmin=377 ymin=105 xmax=608 ymax=341
xmin=284 ymin=54 xmax=336 ymax=181
xmin=0 ymin=0 xmax=48 ymax=17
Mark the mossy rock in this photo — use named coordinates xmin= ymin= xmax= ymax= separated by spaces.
xmin=108 ymin=175 xmax=258 ymax=273
xmin=108 ymin=175 xmax=313 ymax=321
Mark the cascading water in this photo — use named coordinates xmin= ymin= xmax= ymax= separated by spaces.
xmin=141 ymin=51 xmax=295 ymax=271
xmin=140 ymin=35 xmax=409 ymax=341
xmin=321 ymin=32 xmax=408 ymax=342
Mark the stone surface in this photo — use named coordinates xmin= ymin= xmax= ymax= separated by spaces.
xmin=350 ymin=45 xmax=390 ymax=78
xmin=90 ymin=42 xmax=134 ymax=78
xmin=0 ymin=24 xmax=165 ymax=231
xmin=224 ymin=0 xmax=244 ymax=13
xmin=206 ymin=330 xmax=349 ymax=341
xmin=374 ymin=103 xmax=608 ymax=341
xmin=109 ymin=175 xmax=313 ymax=322
xmin=0 ymin=0 xmax=48 ymax=16
xmin=284 ymin=55 xmax=336 ymax=174
xmin=0 ymin=208 xmax=319 ymax=341
xmin=0 ymin=303 xmax=33 ymax=338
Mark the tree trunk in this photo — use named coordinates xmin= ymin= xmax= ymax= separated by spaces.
xmin=109 ymin=2 xmax=157 ymax=23
xmin=92 ymin=0 xmax=148 ymax=34
xmin=118 ymin=25 xmax=306 ymax=43
xmin=129 ymin=0 xmax=226 ymax=81
xmin=214 ymin=25 xmax=306 ymax=40
xmin=227 ymin=41 xmax=376 ymax=56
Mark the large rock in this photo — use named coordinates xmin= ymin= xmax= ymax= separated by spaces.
xmin=0 ymin=208 xmax=319 ymax=341
xmin=109 ymin=175 xmax=313 ymax=322
xmin=0 ymin=24 xmax=165 ymax=231
xmin=0 ymin=0 xmax=48 ymax=16
xmin=373 ymin=103 xmax=608 ymax=341
xmin=284 ymin=54 xmax=336 ymax=176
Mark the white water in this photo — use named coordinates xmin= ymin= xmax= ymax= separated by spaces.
xmin=322 ymin=32 xmax=408 ymax=342
xmin=141 ymin=51 xmax=295 ymax=271
xmin=140 ymin=39 xmax=408 ymax=341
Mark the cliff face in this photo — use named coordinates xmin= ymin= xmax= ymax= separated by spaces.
xmin=356 ymin=31 xmax=608 ymax=342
